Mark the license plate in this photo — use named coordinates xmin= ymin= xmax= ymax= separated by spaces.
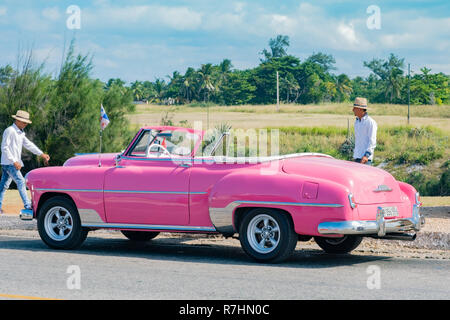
xmin=381 ymin=206 xmax=399 ymax=218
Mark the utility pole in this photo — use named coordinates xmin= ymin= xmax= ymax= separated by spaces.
xmin=407 ymin=63 xmax=411 ymax=124
xmin=276 ymin=71 xmax=280 ymax=112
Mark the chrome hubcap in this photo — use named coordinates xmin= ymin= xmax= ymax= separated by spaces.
xmin=44 ymin=206 xmax=73 ymax=241
xmin=247 ymin=214 xmax=280 ymax=254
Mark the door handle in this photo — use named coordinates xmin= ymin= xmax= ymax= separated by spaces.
xmin=179 ymin=163 xmax=192 ymax=168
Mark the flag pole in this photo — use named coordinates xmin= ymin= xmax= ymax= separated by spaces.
xmin=99 ymin=129 xmax=102 ymax=167
xmin=99 ymin=103 xmax=110 ymax=167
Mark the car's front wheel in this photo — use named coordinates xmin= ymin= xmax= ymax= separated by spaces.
xmin=239 ymin=208 xmax=298 ymax=263
xmin=37 ymin=196 xmax=88 ymax=250
xmin=314 ymin=235 xmax=362 ymax=254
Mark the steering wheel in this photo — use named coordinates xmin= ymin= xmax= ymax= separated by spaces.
xmin=146 ymin=143 xmax=171 ymax=157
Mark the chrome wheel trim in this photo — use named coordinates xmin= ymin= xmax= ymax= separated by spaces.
xmin=247 ymin=214 xmax=281 ymax=254
xmin=44 ymin=206 xmax=74 ymax=241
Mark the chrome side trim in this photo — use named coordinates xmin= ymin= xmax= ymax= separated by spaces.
xmin=318 ymin=204 xmax=425 ymax=237
xmin=35 ymin=188 xmax=207 ymax=195
xmin=209 ymin=200 xmax=344 ymax=234
xmin=104 ymin=190 xmax=207 ymax=195
xmin=78 ymin=208 xmax=216 ymax=232
xmin=82 ymin=222 xmax=216 ymax=232
xmin=35 ymin=188 xmax=103 ymax=193
xmin=209 ymin=202 xmax=242 ymax=234
xmin=78 ymin=209 xmax=105 ymax=224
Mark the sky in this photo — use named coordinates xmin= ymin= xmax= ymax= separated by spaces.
xmin=0 ymin=0 xmax=449 ymax=83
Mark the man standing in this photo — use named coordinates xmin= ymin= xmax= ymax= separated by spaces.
xmin=0 ymin=110 xmax=50 ymax=214
xmin=352 ymin=97 xmax=377 ymax=165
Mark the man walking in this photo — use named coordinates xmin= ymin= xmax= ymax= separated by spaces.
xmin=0 ymin=110 xmax=50 ymax=214
xmin=352 ymin=97 xmax=377 ymax=165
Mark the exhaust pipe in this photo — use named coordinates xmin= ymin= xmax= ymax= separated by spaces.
xmin=371 ymin=233 xmax=417 ymax=241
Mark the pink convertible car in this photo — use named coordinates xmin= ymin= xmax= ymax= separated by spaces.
xmin=21 ymin=126 xmax=425 ymax=263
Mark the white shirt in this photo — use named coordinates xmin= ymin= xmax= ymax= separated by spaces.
xmin=353 ymin=114 xmax=377 ymax=161
xmin=1 ymin=123 xmax=43 ymax=166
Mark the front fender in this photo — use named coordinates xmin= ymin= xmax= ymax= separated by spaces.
xmin=26 ymin=166 xmax=108 ymax=222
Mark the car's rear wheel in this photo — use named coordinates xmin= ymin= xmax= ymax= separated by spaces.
xmin=38 ymin=196 xmax=88 ymax=249
xmin=314 ymin=235 xmax=362 ymax=254
xmin=121 ymin=230 xmax=159 ymax=241
xmin=239 ymin=208 xmax=297 ymax=263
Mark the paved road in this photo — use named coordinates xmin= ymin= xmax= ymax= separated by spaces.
xmin=0 ymin=233 xmax=449 ymax=300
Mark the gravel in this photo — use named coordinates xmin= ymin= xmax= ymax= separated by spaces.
xmin=1 ymin=207 xmax=449 ymax=260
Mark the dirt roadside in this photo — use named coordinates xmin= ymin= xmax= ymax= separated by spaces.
xmin=1 ymin=206 xmax=448 ymax=260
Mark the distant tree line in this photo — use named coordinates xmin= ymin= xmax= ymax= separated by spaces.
xmin=123 ymin=35 xmax=449 ymax=106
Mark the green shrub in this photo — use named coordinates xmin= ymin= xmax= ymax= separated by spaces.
xmin=0 ymin=41 xmax=135 ymax=172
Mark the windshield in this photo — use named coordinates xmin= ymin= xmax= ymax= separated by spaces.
xmin=128 ymin=129 xmax=200 ymax=157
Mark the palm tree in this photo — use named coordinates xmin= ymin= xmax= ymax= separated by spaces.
xmin=181 ymin=67 xmax=197 ymax=103
xmin=153 ymin=78 xmax=167 ymax=103
xmin=198 ymin=63 xmax=215 ymax=102
xmin=260 ymin=35 xmax=290 ymax=62
xmin=364 ymin=53 xmax=404 ymax=103
xmin=335 ymin=74 xmax=352 ymax=102
xmin=218 ymin=59 xmax=233 ymax=84
xmin=130 ymin=80 xmax=144 ymax=101
xmin=385 ymin=67 xmax=404 ymax=102
xmin=166 ymin=71 xmax=183 ymax=103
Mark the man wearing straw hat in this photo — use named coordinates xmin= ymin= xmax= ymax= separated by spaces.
xmin=0 ymin=110 xmax=50 ymax=214
xmin=352 ymin=97 xmax=377 ymax=165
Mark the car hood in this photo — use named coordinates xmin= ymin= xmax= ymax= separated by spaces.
xmin=282 ymin=155 xmax=402 ymax=205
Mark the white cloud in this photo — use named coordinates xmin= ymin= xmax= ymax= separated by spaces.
xmin=42 ymin=7 xmax=61 ymax=21
xmin=338 ymin=23 xmax=358 ymax=45
xmin=267 ymin=14 xmax=297 ymax=36
xmin=84 ymin=5 xmax=203 ymax=31
xmin=381 ymin=15 xmax=450 ymax=51
xmin=0 ymin=6 xmax=7 ymax=16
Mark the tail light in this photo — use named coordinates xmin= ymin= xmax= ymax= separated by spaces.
xmin=415 ymin=192 xmax=421 ymax=206
xmin=348 ymin=193 xmax=357 ymax=209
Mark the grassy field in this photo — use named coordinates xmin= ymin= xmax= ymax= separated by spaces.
xmin=421 ymin=196 xmax=450 ymax=206
xmin=132 ymin=102 xmax=450 ymax=118
xmin=126 ymin=102 xmax=449 ymax=197
xmin=128 ymin=103 xmax=450 ymax=132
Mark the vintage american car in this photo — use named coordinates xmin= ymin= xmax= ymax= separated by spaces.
xmin=21 ymin=125 xmax=425 ymax=263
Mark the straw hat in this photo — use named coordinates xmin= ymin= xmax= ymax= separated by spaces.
xmin=353 ymin=97 xmax=368 ymax=110
xmin=12 ymin=110 xmax=32 ymax=124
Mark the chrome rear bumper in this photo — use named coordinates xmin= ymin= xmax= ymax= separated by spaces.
xmin=318 ymin=204 xmax=425 ymax=238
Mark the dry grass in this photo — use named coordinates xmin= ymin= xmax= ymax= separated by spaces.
xmin=128 ymin=103 xmax=450 ymax=132
xmin=421 ymin=196 xmax=450 ymax=207
xmin=133 ymin=102 xmax=450 ymax=118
